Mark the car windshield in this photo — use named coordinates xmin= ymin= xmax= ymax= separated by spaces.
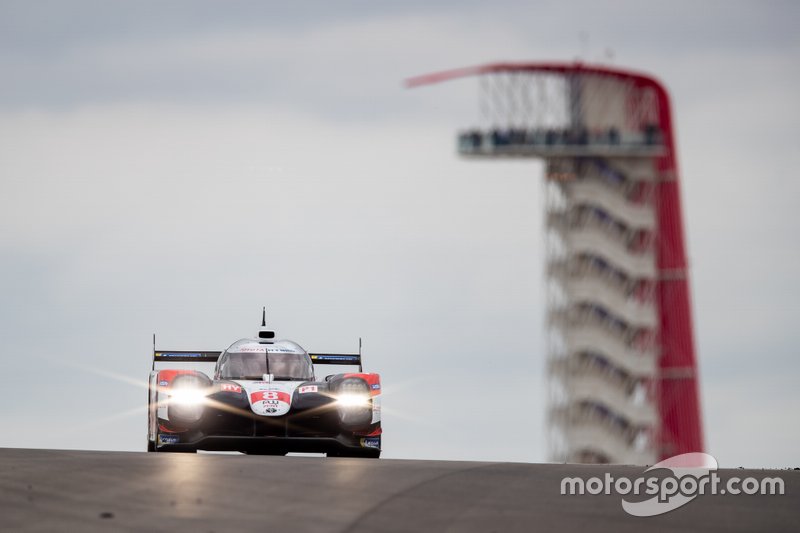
xmin=221 ymin=351 xmax=313 ymax=381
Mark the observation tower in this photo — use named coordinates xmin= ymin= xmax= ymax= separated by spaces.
xmin=408 ymin=62 xmax=703 ymax=464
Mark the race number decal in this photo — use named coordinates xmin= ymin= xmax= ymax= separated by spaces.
xmin=250 ymin=391 xmax=290 ymax=403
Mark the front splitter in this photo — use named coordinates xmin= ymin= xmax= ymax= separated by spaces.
xmin=155 ymin=435 xmax=380 ymax=456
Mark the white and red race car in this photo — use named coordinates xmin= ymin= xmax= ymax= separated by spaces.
xmin=147 ymin=314 xmax=381 ymax=457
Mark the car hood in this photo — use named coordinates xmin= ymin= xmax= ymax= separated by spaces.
xmin=233 ymin=380 xmax=303 ymax=417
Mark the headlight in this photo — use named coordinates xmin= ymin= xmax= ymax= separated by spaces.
xmin=335 ymin=378 xmax=372 ymax=427
xmin=169 ymin=387 xmax=207 ymax=407
xmin=168 ymin=374 xmax=211 ymax=423
xmin=336 ymin=393 xmax=371 ymax=408
xmin=336 ymin=378 xmax=370 ymax=407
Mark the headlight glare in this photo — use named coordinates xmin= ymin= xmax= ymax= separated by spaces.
xmin=336 ymin=393 xmax=371 ymax=408
xmin=169 ymin=387 xmax=207 ymax=407
xmin=337 ymin=378 xmax=370 ymax=408
xmin=167 ymin=374 xmax=212 ymax=424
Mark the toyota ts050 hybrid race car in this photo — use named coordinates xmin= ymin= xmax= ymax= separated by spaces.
xmin=147 ymin=315 xmax=381 ymax=457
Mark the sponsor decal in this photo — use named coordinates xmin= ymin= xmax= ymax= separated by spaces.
xmin=158 ymin=434 xmax=180 ymax=445
xmin=267 ymin=347 xmax=297 ymax=353
xmin=251 ymin=381 xmax=294 ymax=387
xmin=159 ymin=352 xmax=203 ymax=358
xmin=371 ymin=383 xmax=381 ymax=390
xmin=250 ymin=390 xmax=291 ymax=404
xmin=158 ymin=380 xmax=169 ymax=387
xmin=311 ymin=354 xmax=360 ymax=363
xmin=235 ymin=344 xmax=300 ymax=354
xmin=237 ymin=345 xmax=268 ymax=353
xmin=220 ymin=383 xmax=242 ymax=393
xmin=360 ymin=437 xmax=380 ymax=449
xmin=299 ymin=385 xmax=318 ymax=394
xmin=247 ymin=388 xmax=292 ymax=416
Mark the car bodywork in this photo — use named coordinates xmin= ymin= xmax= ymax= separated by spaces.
xmin=147 ymin=327 xmax=381 ymax=457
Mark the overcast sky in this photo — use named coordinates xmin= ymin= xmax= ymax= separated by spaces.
xmin=0 ymin=0 xmax=798 ymax=467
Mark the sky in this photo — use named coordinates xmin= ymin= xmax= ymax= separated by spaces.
xmin=0 ymin=0 xmax=798 ymax=467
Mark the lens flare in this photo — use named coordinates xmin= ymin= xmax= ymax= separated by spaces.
xmin=169 ymin=387 xmax=207 ymax=406
xmin=336 ymin=393 xmax=370 ymax=408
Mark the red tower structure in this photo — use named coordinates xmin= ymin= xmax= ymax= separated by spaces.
xmin=409 ymin=62 xmax=703 ymax=462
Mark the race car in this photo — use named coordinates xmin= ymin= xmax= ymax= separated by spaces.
xmin=147 ymin=313 xmax=381 ymax=457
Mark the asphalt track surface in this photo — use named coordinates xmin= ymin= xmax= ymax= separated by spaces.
xmin=0 ymin=449 xmax=796 ymax=532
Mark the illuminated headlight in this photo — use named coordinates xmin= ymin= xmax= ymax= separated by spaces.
xmin=336 ymin=378 xmax=371 ymax=427
xmin=169 ymin=387 xmax=207 ymax=407
xmin=336 ymin=393 xmax=371 ymax=408
xmin=167 ymin=375 xmax=211 ymax=423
